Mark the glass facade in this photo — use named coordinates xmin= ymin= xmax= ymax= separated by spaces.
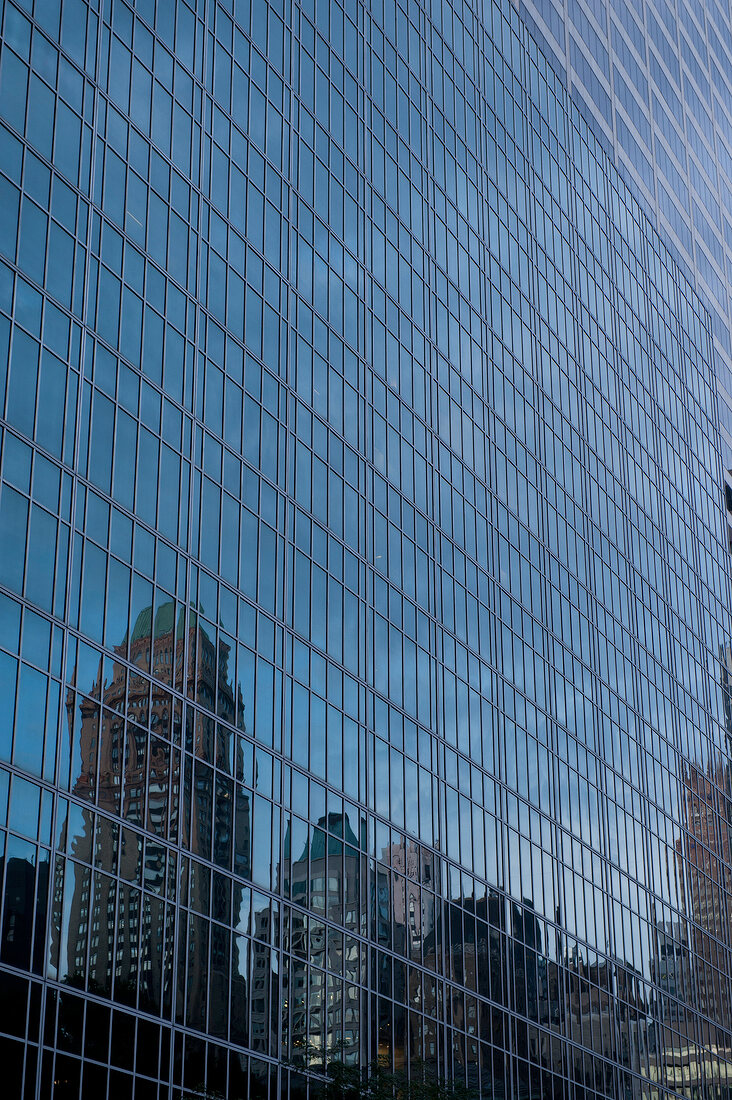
xmin=0 ymin=0 xmax=731 ymax=1098
xmin=514 ymin=0 xmax=732 ymax=468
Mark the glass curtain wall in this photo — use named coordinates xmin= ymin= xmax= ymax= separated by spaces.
xmin=0 ymin=0 xmax=730 ymax=1097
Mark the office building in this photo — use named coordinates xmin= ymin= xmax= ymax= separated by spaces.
xmin=514 ymin=0 xmax=732 ymax=528
xmin=0 ymin=0 xmax=731 ymax=1096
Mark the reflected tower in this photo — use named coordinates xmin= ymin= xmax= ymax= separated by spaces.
xmin=1 ymin=0 xmax=732 ymax=1097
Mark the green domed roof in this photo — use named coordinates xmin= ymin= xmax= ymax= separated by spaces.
xmin=287 ymin=812 xmax=360 ymax=863
xmin=127 ymin=602 xmax=193 ymax=645
xmin=129 ymin=605 xmax=153 ymax=645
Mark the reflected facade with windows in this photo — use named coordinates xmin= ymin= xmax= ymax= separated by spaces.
xmin=0 ymin=0 xmax=732 ymax=1097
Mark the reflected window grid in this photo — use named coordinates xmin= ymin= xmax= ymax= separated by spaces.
xmin=0 ymin=0 xmax=730 ymax=1097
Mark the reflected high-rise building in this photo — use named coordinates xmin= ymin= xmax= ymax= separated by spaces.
xmin=47 ymin=604 xmax=252 ymax=1092
xmin=650 ymin=916 xmax=696 ymax=1095
xmin=281 ymin=810 xmax=365 ymax=1069
xmin=676 ymin=761 xmax=732 ymax=1042
xmin=2 ymin=0 xmax=732 ymax=1097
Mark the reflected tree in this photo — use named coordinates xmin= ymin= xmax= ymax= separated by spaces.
xmin=291 ymin=1047 xmax=477 ymax=1100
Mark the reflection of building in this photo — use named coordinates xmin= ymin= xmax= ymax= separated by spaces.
xmin=651 ymin=921 xmax=692 ymax=1029
xmin=51 ymin=605 xmax=247 ymax=1027
xmin=385 ymin=840 xmax=436 ymax=957
xmin=4 ymin=0 xmax=732 ymax=1096
xmin=281 ymin=812 xmax=364 ymax=1067
xmin=249 ymin=896 xmax=279 ymax=1058
xmin=419 ymin=892 xmax=508 ymax=1085
xmin=0 ymin=851 xmax=50 ymax=974
xmin=636 ymin=749 xmax=732 ymax=1098
xmin=676 ymin=761 xmax=732 ymax=1042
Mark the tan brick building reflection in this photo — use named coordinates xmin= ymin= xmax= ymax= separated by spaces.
xmin=50 ymin=603 xmax=249 ymax=1035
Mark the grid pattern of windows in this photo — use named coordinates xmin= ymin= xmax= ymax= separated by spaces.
xmin=0 ymin=0 xmax=731 ymax=1098
xmin=515 ymin=0 xmax=732 ymax=466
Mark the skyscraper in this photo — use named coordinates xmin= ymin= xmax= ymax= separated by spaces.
xmin=0 ymin=0 xmax=731 ymax=1098
xmin=514 ymin=0 xmax=732 ymax=510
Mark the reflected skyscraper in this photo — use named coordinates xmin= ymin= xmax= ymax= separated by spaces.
xmin=281 ymin=810 xmax=365 ymax=1067
xmin=1 ymin=0 xmax=732 ymax=1097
